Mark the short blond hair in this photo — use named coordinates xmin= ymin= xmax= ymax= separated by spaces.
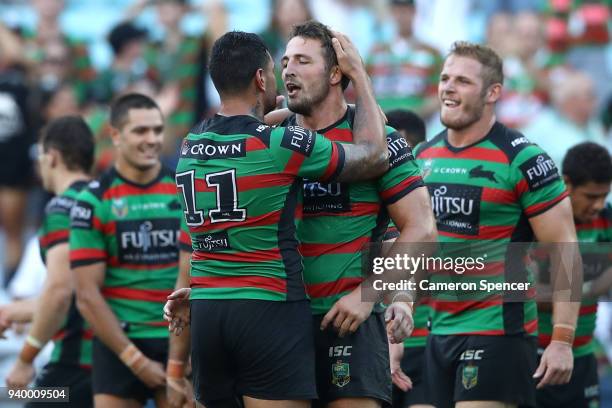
xmin=448 ymin=41 xmax=504 ymax=89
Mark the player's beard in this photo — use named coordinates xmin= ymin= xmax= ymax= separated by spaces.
xmin=441 ymin=96 xmax=486 ymax=131
xmin=287 ymin=79 xmax=329 ymax=116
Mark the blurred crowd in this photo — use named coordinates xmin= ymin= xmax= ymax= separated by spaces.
xmin=0 ymin=0 xmax=610 ymax=395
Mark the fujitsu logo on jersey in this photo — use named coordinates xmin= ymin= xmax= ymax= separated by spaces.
xmin=427 ymin=183 xmax=482 ymax=236
xmin=192 ymin=231 xmax=231 ymax=252
xmin=519 ymin=153 xmax=560 ymax=191
xmin=70 ymin=202 xmax=94 ymax=229
xmin=116 ymin=218 xmax=180 ymax=264
xmin=304 ymin=181 xmax=342 ymax=197
xmin=431 ymin=186 xmax=474 ymax=217
xmin=120 ymin=221 xmax=179 ymax=252
xmin=387 ymin=135 xmax=409 ymax=157
xmin=281 ymin=126 xmax=315 ymax=156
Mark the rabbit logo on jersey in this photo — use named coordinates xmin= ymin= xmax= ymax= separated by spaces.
xmin=428 ymin=183 xmax=482 ymax=236
xmin=117 ymin=218 xmax=180 ymax=264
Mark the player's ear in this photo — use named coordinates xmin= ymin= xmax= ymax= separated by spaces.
xmin=110 ymin=126 xmax=121 ymax=147
xmin=563 ymin=175 xmax=573 ymax=193
xmin=486 ymin=83 xmax=502 ymax=104
xmin=254 ymin=68 xmax=266 ymax=92
xmin=329 ymin=65 xmax=342 ymax=87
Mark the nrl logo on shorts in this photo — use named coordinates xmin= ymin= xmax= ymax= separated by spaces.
xmin=112 ymin=198 xmax=129 ymax=218
xmin=331 ymin=360 xmax=350 ymax=388
xmin=462 ymin=365 xmax=478 ymax=390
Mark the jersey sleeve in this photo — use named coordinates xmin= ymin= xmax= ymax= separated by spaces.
xmin=512 ymin=144 xmax=568 ymax=218
xmin=268 ymin=124 xmax=345 ymax=181
xmin=376 ymin=128 xmax=425 ymax=205
xmin=69 ymin=189 xmax=107 ymax=268
xmin=179 ymin=214 xmax=192 ymax=252
xmin=39 ymin=197 xmax=72 ymax=252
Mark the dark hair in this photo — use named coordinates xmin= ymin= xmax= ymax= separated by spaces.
xmin=562 ymin=142 xmax=612 ymax=186
xmin=110 ymin=93 xmax=160 ymax=129
xmin=209 ymin=31 xmax=271 ymax=96
xmin=108 ymin=22 xmax=147 ymax=56
xmin=40 ymin=115 xmax=94 ymax=173
xmin=385 ymin=109 xmax=426 ymax=147
xmin=448 ymin=41 xmax=504 ymax=90
xmin=289 ymin=21 xmax=350 ymax=90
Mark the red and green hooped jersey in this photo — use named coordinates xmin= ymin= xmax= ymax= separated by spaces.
xmin=415 ymin=122 xmax=568 ymax=336
xmin=285 ymin=108 xmax=424 ymax=314
xmin=39 ymin=180 xmax=92 ymax=368
xmin=176 ymin=115 xmax=345 ymax=302
xmin=70 ymin=167 xmax=181 ymax=339
xmin=538 ymin=207 xmax=612 ymax=357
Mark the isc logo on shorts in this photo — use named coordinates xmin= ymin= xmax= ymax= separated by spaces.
xmin=329 ymin=345 xmax=352 ymax=357
xmin=459 ymin=349 xmax=484 ymax=361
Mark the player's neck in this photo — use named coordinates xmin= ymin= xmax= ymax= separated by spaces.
xmin=296 ymin=94 xmax=348 ymax=131
xmin=218 ymin=98 xmax=264 ymax=122
xmin=53 ymin=171 xmax=90 ymax=195
xmin=114 ymin=159 xmax=161 ymax=186
xmin=447 ymin=114 xmax=496 ymax=148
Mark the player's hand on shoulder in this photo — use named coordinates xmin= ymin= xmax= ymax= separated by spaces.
xmin=385 ymin=302 xmax=414 ymax=343
xmin=320 ymin=287 xmax=374 ymax=337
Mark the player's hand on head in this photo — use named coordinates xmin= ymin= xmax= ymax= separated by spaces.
xmin=330 ymin=30 xmax=365 ymax=80
xmin=389 ymin=342 xmax=412 ymax=391
xmin=385 ymin=302 xmax=414 ymax=343
xmin=320 ymin=287 xmax=374 ymax=337
xmin=533 ymin=341 xmax=574 ymax=389
xmin=6 ymin=358 xmax=35 ymax=389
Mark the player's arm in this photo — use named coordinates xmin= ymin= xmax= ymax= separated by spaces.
xmin=331 ymin=31 xmax=388 ymax=182
xmin=6 ymin=243 xmax=74 ymax=388
xmin=530 ymin=197 xmax=581 ymax=388
xmin=166 ymin=249 xmax=192 ymax=408
xmin=0 ymin=298 xmax=36 ymax=334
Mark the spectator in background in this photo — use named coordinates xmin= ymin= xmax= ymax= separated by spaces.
xmin=386 ymin=109 xmax=426 ymax=147
xmin=496 ymin=11 xmax=558 ymax=129
xmin=0 ymin=24 xmax=34 ymax=287
xmin=20 ymin=0 xmax=95 ymax=105
xmin=260 ymin=0 xmax=313 ymax=92
xmin=521 ymin=70 xmax=608 ymax=167
xmin=142 ymin=0 xmax=222 ymax=167
xmin=366 ymin=0 xmax=441 ymax=119
xmin=485 ymin=12 xmax=514 ymax=58
xmin=90 ymin=21 xmax=155 ymax=104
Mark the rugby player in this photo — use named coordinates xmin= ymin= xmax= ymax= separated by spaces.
xmin=71 ymin=94 xmax=182 ymax=407
xmin=536 ymin=142 xmax=612 ymax=408
xmin=4 ymin=116 xmax=94 ymax=407
xmin=280 ymin=21 xmax=436 ymax=407
xmin=383 ymin=112 xmax=433 ymax=408
xmin=170 ymin=30 xmax=389 ymax=408
xmin=414 ymin=41 xmax=581 ymax=408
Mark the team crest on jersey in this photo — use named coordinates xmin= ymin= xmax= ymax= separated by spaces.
xmin=112 ymin=198 xmax=129 ymax=218
xmin=331 ymin=360 xmax=350 ymax=388
xmin=421 ymin=159 xmax=433 ymax=179
xmin=462 ymin=365 xmax=478 ymax=390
